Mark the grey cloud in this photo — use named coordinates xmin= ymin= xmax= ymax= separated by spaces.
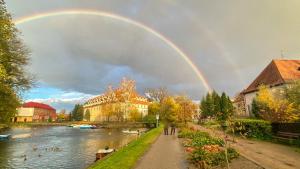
xmin=6 ymin=0 xmax=300 ymax=100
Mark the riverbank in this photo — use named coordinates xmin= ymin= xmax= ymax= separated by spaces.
xmin=88 ymin=125 xmax=163 ymax=169
xmin=0 ymin=124 xmax=9 ymax=132
xmin=7 ymin=122 xmax=149 ymax=129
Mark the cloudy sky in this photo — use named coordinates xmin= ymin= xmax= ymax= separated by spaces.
xmin=5 ymin=0 xmax=300 ymax=111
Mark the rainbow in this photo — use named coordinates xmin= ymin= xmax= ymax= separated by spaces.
xmin=14 ymin=9 xmax=212 ymax=92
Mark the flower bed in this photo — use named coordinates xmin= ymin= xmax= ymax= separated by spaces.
xmin=178 ymin=128 xmax=239 ymax=168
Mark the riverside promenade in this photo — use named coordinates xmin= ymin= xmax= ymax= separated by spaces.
xmin=135 ymin=132 xmax=187 ymax=169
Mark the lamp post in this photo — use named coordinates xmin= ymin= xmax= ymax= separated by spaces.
xmin=156 ymin=114 xmax=159 ymax=128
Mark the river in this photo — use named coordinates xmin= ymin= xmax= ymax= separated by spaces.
xmin=0 ymin=126 xmax=138 ymax=169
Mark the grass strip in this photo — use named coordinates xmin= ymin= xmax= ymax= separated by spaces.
xmin=89 ymin=125 xmax=163 ymax=169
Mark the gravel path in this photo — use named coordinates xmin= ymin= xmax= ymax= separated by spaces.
xmin=135 ymin=132 xmax=187 ymax=169
xmin=191 ymin=123 xmax=300 ymax=169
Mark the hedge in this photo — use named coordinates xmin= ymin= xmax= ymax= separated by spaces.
xmin=232 ymin=119 xmax=272 ymax=140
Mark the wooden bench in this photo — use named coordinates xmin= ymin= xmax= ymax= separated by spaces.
xmin=274 ymin=131 xmax=300 ymax=141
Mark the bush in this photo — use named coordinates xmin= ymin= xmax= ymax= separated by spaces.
xmin=189 ymin=147 xmax=239 ymax=167
xmin=178 ymin=128 xmax=210 ymax=139
xmin=232 ymin=119 xmax=272 ymax=140
xmin=179 ymin=128 xmax=238 ymax=168
xmin=190 ymin=137 xmax=224 ymax=147
xmin=200 ymin=120 xmax=221 ymax=129
xmin=178 ymin=128 xmax=194 ymax=138
xmin=142 ymin=115 xmax=156 ymax=128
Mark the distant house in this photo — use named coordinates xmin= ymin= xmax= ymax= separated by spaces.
xmin=239 ymin=59 xmax=300 ymax=116
xmin=14 ymin=102 xmax=57 ymax=122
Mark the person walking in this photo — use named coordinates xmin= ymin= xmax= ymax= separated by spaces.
xmin=164 ymin=123 xmax=169 ymax=135
xmin=170 ymin=123 xmax=176 ymax=135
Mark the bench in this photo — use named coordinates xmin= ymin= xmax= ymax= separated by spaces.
xmin=274 ymin=131 xmax=300 ymax=141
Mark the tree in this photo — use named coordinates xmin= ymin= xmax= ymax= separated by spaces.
xmin=148 ymin=102 xmax=161 ymax=115
xmin=114 ymin=103 xmax=124 ymax=122
xmin=145 ymin=87 xmax=169 ymax=103
xmin=217 ymin=92 xmax=234 ymax=123
xmin=175 ymin=95 xmax=197 ymax=124
xmin=71 ymin=104 xmax=84 ymax=121
xmin=84 ymin=109 xmax=90 ymax=121
xmin=255 ymin=85 xmax=298 ymax=122
xmin=251 ymin=99 xmax=260 ymax=118
xmin=103 ymin=104 xmax=114 ymax=122
xmin=160 ymin=97 xmax=179 ymax=123
xmin=0 ymin=1 xmax=33 ymax=123
xmin=286 ymin=80 xmax=300 ymax=110
xmin=118 ymin=78 xmax=136 ymax=120
xmin=129 ymin=107 xmax=140 ymax=122
xmin=57 ymin=113 xmax=65 ymax=121
xmin=57 ymin=110 xmax=66 ymax=121
xmin=0 ymin=81 xmax=19 ymax=122
xmin=200 ymin=93 xmax=214 ymax=118
xmin=211 ymin=91 xmax=221 ymax=115
xmin=0 ymin=1 xmax=33 ymax=91
xmin=143 ymin=114 xmax=156 ymax=127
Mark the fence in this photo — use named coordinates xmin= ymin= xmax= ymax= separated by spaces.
xmin=271 ymin=123 xmax=300 ymax=134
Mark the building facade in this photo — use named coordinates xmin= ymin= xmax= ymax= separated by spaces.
xmin=83 ymin=79 xmax=149 ymax=122
xmin=232 ymin=93 xmax=247 ymax=117
xmin=15 ymin=102 xmax=57 ymax=122
xmin=237 ymin=59 xmax=300 ymax=116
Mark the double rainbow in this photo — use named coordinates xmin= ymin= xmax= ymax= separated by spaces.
xmin=14 ymin=9 xmax=212 ymax=92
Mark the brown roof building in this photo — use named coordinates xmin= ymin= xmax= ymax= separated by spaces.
xmin=15 ymin=102 xmax=57 ymax=122
xmin=243 ymin=59 xmax=300 ymax=94
xmin=239 ymin=59 xmax=300 ymax=116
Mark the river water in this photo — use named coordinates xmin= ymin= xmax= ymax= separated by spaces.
xmin=0 ymin=126 xmax=138 ymax=169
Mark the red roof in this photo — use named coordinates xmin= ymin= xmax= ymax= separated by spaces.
xmin=22 ymin=102 xmax=56 ymax=111
xmin=243 ymin=59 xmax=300 ymax=94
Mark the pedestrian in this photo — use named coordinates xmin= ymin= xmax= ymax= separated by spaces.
xmin=164 ymin=123 xmax=169 ymax=135
xmin=171 ymin=123 xmax=176 ymax=135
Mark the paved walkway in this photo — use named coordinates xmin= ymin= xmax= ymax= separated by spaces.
xmin=135 ymin=132 xmax=187 ymax=169
xmin=191 ymin=124 xmax=300 ymax=169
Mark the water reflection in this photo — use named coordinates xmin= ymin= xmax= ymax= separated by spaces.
xmin=0 ymin=126 xmax=137 ymax=169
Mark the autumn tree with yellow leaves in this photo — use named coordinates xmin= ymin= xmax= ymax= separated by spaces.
xmin=254 ymin=85 xmax=299 ymax=122
xmin=175 ymin=96 xmax=197 ymax=124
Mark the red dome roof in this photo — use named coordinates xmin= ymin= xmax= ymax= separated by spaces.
xmin=22 ymin=102 xmax=56 ymax=111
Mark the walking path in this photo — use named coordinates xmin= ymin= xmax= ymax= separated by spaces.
xmin=135 ymin=132 xmax=187 ymax=169
xmin=191 ymin=123 xmax=300 ymax=169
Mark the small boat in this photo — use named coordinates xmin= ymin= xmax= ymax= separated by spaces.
xmin=91 ymin=125 xmax=97 ymax=129
xmin=122 ymin=130 xmax=139 ymax=134
xmin=73 ymin=125 xmax=81 ymax=128
xmin=0 ymin=134 xmax=11 ymax=141
xmin=11 ymin=133 xmax=31 ymax=139
xmin=79 ymin=125 xmax=96 ymax=129
xmin=96 ymin=148 xmax=114 ymax=161
xmin=68 ymin=124 xmax=80 ymax=128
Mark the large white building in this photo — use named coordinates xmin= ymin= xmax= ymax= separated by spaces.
xmin=83 ymin=79 xmax=149 ymax=122
xmin=236 ymin=59 xmax=300 ymax=117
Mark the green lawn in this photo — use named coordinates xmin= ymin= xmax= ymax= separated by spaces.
xmin=88 ymin=125 xmax=163 ymax=169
